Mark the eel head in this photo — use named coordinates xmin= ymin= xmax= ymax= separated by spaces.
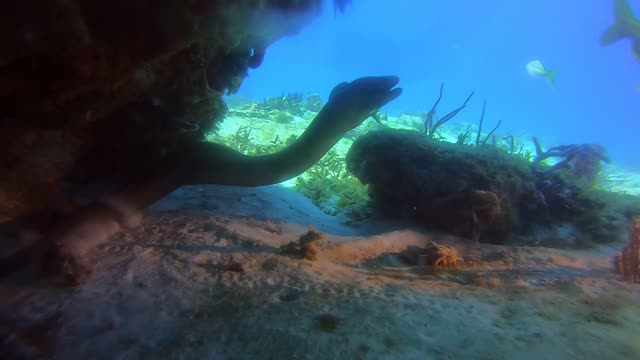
xmin=324 ymin=76 xmax=402 ymax=133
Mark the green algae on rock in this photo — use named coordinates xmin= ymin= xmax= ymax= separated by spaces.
xmin=346 ymin=129 xmax=640 ymax=246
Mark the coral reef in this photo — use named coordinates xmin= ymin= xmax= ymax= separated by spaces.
xmin=295 ymin=149 xmax=373 ymax=221
xmin=473 ymin=100 xmax=501 ymax=146
xmin=346 ymin=129 xmax=640 ymax=245
xmin=616 ymin=218 xmax=640 ymax=282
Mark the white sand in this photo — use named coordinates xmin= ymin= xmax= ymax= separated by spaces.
xmin=2 ymin=184 xmax=640 ymax=359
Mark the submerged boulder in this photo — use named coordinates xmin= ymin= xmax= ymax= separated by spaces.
xmin=346 ymin=129 xmax=639 ymax=246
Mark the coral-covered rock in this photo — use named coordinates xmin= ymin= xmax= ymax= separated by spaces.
xmin=0 ymin=0 xmax=322 ymax=221
xmin=400 ymin=243 xmax=459 ymax=267
xmin=616 ymin=218 xmax=640 ymax=282
xmin=346 ymin=129 xmax=638 ymax=245
xmin=346 ymin=129 xmax=535 ymax=243
xmin=279 ymin=226 xmax=323 ymax=261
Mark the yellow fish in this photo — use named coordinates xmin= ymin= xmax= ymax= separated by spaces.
xmin=601 ymin=0 xmax=640 ymax=62
xmin=525 ymin=60 xmax=558 ymax=85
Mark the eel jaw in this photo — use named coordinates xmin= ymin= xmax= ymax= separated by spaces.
xmin=326 ymin=75 xmax=403 ymax=132
xmin=384 ymin=86 xmax=403 ymax=106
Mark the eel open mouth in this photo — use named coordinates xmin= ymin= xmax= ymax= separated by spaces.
xmin=373 ymin=75 xmax=403 ymax=106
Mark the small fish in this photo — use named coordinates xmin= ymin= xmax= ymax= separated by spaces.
xmin=525 ymin=60 xmax=558 ymax=85
xmin=601 ymin=0 xmax=640 ymax=62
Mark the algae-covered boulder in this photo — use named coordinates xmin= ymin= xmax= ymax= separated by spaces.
xmin=346 ymin=129 xmax=639 ymax=245
xmin=346 ymin=129 xmax=533 ymax=243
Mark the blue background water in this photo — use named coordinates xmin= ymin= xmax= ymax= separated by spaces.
xmin=237 ymin=0 xmax=639 ymax=169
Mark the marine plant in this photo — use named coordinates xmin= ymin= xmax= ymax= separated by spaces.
xmin=258 ymin=92 xmax=305 ymax=116
xmin=474 ymin=100 xmax=501 ymax=146
xmin=295 ymin=149 xmax=373 ymax=221
xmin=422 ymin=82 xmax=475 ymax=138
xmin=306 ymin=148 xmax=345 ymax=179
xmin=304 ymin=94 xmax=324 ymax=112
xmin=498 ymin=135 xmax=532 ymax=161
xmin=227 ymin=122 xmax=259 ymax=154
xmin=456 ymin=130 xmax=472 ymax=145
xmin=532 ymin=137 xmax=611 ymax=186
xmin=220 ymin=119 xmax=298 ymax=156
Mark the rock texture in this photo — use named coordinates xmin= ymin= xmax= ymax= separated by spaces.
xmin=346 ymin=129 xmax=639 ymax=245
xmin=0 ymin=0 xmax=322 ymax=221
xmin=616 ymin=218 xmax=640 ymax=282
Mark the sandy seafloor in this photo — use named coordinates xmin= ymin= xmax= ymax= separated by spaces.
xmin=2 ymin=184 xmax=640 ymax=360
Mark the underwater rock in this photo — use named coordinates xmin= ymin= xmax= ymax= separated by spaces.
xmin=616 ymin=218 xmax=640 ymax=282
xmin=346 ymin=129 xmax=637 ymax=246
xmin=421 ymin=243 xmax=459 ymax=267
xmin=346 ymin=129 xmax=532 ymax=243
xmin=279 ymin=226 xmax=323 ymax=261
xmin=400 ymin=243 xmax=459 ymax=267
xmin=0 ymin=0 xmax=323 ymax=221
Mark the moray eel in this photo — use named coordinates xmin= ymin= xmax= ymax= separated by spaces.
xmin=47 ymin=76 xmax=402 ymax=282
xmin=119 ymin=76 xmax=402 ymax=207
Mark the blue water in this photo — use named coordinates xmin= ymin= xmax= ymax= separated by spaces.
xmin=237 ymin=0 xmax=639 ymax=169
